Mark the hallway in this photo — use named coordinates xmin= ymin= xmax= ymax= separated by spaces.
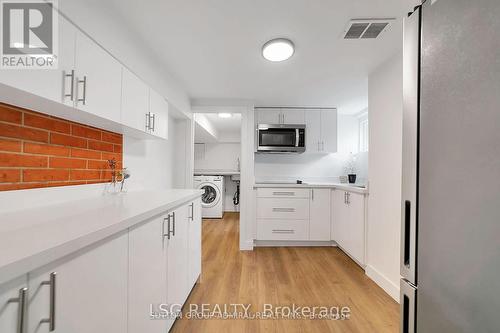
xmin=171 ymin=212 xmax=399 ymax=333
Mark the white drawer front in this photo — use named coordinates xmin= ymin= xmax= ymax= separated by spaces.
xmin=256 ymin=188 xmax=310 ymax=198
xmin=257 ymin=198 xmax=309 ymax=219
xmin=257 ymin=219 xmax=309 ymax=240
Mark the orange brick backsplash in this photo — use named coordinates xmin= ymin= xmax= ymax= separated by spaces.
xmin=0 ymin=103 xmax=123 ymax=191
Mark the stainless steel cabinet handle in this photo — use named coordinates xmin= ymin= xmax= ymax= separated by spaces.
xmin=311 ymin=189 xmax=314 ymax=201
xmin=272 ymin=229 xmax=294 ymax=234
xmin=272 ymin=191 xmax=295 ymax=196
xmin=272 ymin=208 xmax=295 ymax=212
xmin=8 ymin=287 xmax=28 ymax=333
xmin=189 ymin=203 xmax=194 ymax=221
xmin=295 ymin=129 xmax=299 ymax=147
xmin=166 ymin=214 xmax=171 ymax=240
xmin=171 ymin=212 xmax=176 ymax=236
xmin=151 ymin=113 xmax=155 ymax=132
xmin=162 ymin=216 xmax=170 ymax=239
xmin=41 ymin=272 xmax=56 ymax=331
xmin=344 ymin=192 xmax=347 ymax=204
xmin=77 ymin=76 xmax=87 ymax=105
xmin=321 ymin=141 xmax=325 ymax=151
xmin=63 ymin=70 xmax=75 ymax=101
xmin=347 ymin=192 xmax=350 ymax=205
xmin=145 ymin=112 xmax=150 ymax=131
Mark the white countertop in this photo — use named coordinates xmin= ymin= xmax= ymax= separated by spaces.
xmin=0 ymin=189 xmax=202 ymax=285
xmin=194 ymin=169 xmax=240 ymax=176
xmin=253 ymin=182 xmax=368 ymax=194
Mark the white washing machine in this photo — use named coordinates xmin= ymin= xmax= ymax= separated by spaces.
xmin=193 ymin=175 xmax=225 ymax=218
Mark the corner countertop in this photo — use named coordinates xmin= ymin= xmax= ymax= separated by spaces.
xmin=253 ymin=182 xmax=368 ymax=194
xmin=0 ymin=189 xmax=202 ymax=285
xmin=194 ymin=169 xmax=240 ymax=176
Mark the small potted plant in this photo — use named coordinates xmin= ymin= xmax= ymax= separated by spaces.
xmin=345 ymin=154 xmax=357 ymax=184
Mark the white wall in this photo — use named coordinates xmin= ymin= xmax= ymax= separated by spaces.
xmin=124 ymin=116 xmax=188 ymax=191
xmin=365 ymin=53 xmax=403 ymax=302
xmin=194 ymin=143 xmax=241 ymax=171
xmin=58 ymin=0 xmax=190 ymax=114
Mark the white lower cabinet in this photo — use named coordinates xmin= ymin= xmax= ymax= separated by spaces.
xmin=27 ymin=232 xmax=129 ymax=333
xmin=187 ymin=198 xmax=202 ymax=287
xmin=0 ymin=199 xmax=201 ymax=333
xmin=128 ymin=216 xmax=168 ymax=333
xmin=128 ymin=200 xmax=201 ymax=333
xmin=332 ymin=190 xmax=366 ymax=265
xmin=309 ymin=189 xmax=331 ymax=241
xmin=166 ymin=205 xmax=189 ymax=331
xmin=0 ymin=275 xmax=28 ymax=333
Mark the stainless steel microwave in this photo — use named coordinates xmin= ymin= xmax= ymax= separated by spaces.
xmin=256 ymin=124 xmax=306 ymax=153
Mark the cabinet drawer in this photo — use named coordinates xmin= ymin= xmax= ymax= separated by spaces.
xmin=257 ymin=198 xmax=309 ymax=219
xmin=256 ymin=188 xmax=310 ymax=198
xmin=257 ymin=219 xmax=309 ymax=240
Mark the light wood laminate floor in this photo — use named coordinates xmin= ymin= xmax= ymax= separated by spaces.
xmin=171 ymin=212 xmax=399 ymax=333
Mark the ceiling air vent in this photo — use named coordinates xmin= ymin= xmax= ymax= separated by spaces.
xmin=343 ymin=19 xmax=395 ymax=39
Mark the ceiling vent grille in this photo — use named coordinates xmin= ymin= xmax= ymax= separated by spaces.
xmin=343 ymin=19 xmax=394 ymax=39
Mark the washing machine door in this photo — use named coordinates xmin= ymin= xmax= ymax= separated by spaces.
xmin=199 ymin=182 xmax=221 ymax=208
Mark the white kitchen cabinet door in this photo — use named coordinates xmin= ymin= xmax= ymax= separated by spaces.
xmin=121 ymin=67 xmax=149 ymax=132
xmin=0 ymin=275 xmax=28 ymax=333
xmin=332 ymin=190 xmax=348 ymax=246
xmin=0 ymin=14 xmax=76 ymax=107
xmin=166 ymin=206 xmax=189 ymax=331
xmin=187 ymin=198 xmax=202 ymax=287
xmin=27 ymin=232 xmax=128 ymax=333
xmin=346 ymin=192 xmax=365 ymax=264
xmin=128 ymin=216 xmax=168 ymax=333
xmin=320 ymin=109 xmax=338 ymax=153
xmin=305 ymin=110 xmax=321 ymax=153
xmin=309 ymin=189 xmax=331 ymax=241
xmin=74 ymin=31 xmax=122 ymax=122
xmin=281 ymin=108 xmax=305 ymax=124
xmin=257 ymin=109 xmax=281 ymax=124
xmin=149 ymin=89 xmax=169 ymax=139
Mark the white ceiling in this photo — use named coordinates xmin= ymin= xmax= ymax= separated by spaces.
xmin=202 ymin=113 xmax=242 ymax=134
xmin=107 ymin=0 xmax=416 ymax=114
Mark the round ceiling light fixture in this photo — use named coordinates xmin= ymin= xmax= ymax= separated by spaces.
xmin=262 ymin=38 xmax=295 ymax=62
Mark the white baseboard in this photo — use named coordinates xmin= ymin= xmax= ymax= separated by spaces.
xmin=365 ymin=265 xmax=400 ymax=303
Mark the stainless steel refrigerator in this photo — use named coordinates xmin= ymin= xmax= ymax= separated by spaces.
xmin=400 ymin=0 xmax=500 ymax=332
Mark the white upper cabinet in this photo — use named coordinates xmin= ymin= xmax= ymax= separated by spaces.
xmin=309 ymin=188 xmax=331 ymax=241
xmin=121 ymin=67 xmax=150 ymax=132
xmin=0 ymin=15 xmax=76 ymax=107
xmin=305 ymin=109 xmax=337 ymax=153
xmin=256 ymin=108 xmax=305 ymax=125
xmin=305 ymin=110 xmax=322 ymax=152
xmin=149 ymin=89 xmax=169 ymax=139
xmin=281 ymin=108 xmax=305 ymax=124
xmin=256 ymin=108 xmax=281 ymax=124
xmin=320 ymin=109 xmax=338 ymax=153
xmin=74 ymin=31 xmax=122 ymax=123
xmin=0 ymin=275 xmax=28 ymax=333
